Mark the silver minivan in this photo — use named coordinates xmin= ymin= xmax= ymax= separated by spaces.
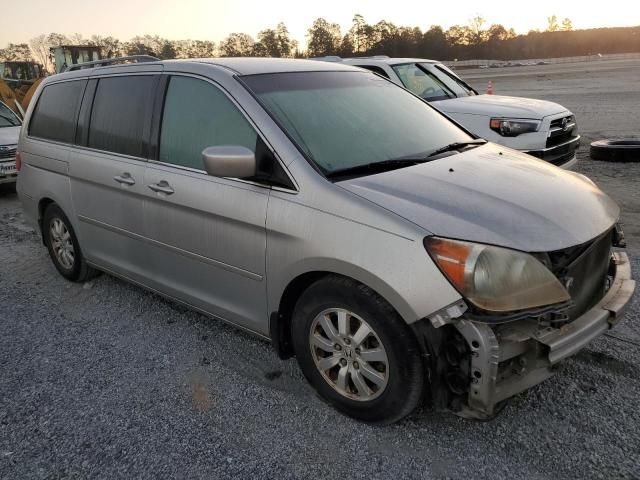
xmin=17 ymin=57 xmax=635 ymax=424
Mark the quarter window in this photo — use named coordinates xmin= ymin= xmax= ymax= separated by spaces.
xmin=88 ymin=75 xmax=156 ymax=157
xmin=29 ymin=80 xmax=86 ymax=143
xmin=159 ymin=76 xmax=257 ymax=170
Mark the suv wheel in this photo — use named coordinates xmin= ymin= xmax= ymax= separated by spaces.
xmin=43 ymin=204 xmax=97 ymax=282
xmin=292 ymin=275 xmax=424 ymax=424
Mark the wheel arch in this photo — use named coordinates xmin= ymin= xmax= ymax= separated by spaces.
xmin=269 ymin=265 xmax=418 ymax=360
xmin=37 ymin=197 xmax=56 ymax=244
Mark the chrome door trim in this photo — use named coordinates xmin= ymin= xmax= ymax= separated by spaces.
xmin=77 ymin=214 xmax=263 ymax=281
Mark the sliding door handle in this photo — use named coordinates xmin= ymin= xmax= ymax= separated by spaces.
xmin=148 ymin=180 xmax=174 ymax=195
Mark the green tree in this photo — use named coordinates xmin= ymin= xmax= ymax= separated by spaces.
xmin=88 ymin=35 xmax=122 ymax=58
xmin=547 ymin=15 xmax=559 ymax=32
xmin=158 ymin=41 xmax=177 ymax=59
xmin=192 ymin=40 xmax=216 ymax=57
xmin=47 ymin=33 xmax=71 ymax=47
xmin=29 ymin=34 xmax=55 ymax=71
xmin=421 ymin=25 xmax=450 ymax=59
xmin=219 ymin=33 xmax=254 ymax=57
xmin=253 ymin=23 xmax=296 ymax=58
xmin=276 ymin=22 xmax=297 ymax=57
xmin=306 ymin=18 xmax=342 ymax=57
xmin=0 ymin=43 xmax=32 ymax=61
xmin=468 ymin=16 xmax=488 ymax=45
xmin=337 ymin=34 xmax=354 ymax=57
xmin=445 ymin=25 xmax=471 ymax=45
xmin=561 ymin=18 xmax=573 ymax=31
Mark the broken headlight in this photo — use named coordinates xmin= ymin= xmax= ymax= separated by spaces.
xmin=424 ymin=237 xmax=570 ymax=312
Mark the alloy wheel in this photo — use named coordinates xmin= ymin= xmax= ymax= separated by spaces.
xmin=309 ymin=308 xmax=389 ymax=401
xmin=50 ymin=218 xmax=75 ymax=270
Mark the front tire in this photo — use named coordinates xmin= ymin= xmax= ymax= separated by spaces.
xmin=292 ymin=275 xmax=424 ymax=424
xmin=43 ymin=204 xmax=97 ymax=282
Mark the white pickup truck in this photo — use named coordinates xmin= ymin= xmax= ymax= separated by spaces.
xmin=318 ymin=56 xmax=580 ymax=169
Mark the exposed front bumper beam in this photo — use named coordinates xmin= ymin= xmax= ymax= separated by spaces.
xmin=455 ymin=252 xmax=635 ymax=419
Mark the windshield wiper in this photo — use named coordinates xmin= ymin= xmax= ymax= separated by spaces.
xmin=326 ymin=140 xmax=488 ymax=180
xmin=326 ymin=158 xmax=433 ymax=180
xmin=426 ymin=139 xmax=487 ymax=158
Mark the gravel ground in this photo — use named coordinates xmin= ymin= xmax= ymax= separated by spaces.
xmin=2 ymin=60 xmax=640 ymax=479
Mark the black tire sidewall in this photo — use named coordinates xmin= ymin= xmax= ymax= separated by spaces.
xmin=292 ymin=277 xmax=424 ymax=424
xmin=43 ymin=204 xmax=84 ymax=281
xmin=590 ymin=140 xmax=640 ymax=162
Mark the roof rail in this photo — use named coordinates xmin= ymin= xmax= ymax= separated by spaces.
xmin=62 ymin=55 xmax=160 ymax=72
xmin=309 ymin=56 xmax=343 ymax=62
xmin=350 ymin=55 xmax=390 ymax=60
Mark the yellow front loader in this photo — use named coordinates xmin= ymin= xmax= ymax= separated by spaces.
xmin=0 ymin=61 xmax=44 ymax=118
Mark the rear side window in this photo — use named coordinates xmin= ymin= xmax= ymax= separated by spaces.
xmin=158 ymin=76 xmax=257 ymax=170
xmin=88 ymin=76 xmax=156 ymax=157
xmin=29 ymin=80 xmax=86 ymax=143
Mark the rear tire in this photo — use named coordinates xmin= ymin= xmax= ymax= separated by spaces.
xmin=43 ymin=204 xmax=98 ymax=282
xmin=292 ymin=275 xmax=424 ymax=424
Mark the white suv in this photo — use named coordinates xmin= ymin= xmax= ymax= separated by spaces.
xmin=0 ymin=101 xmax=21 ymax=186
xmin=319 ymin=56 xmax=580 ymax=169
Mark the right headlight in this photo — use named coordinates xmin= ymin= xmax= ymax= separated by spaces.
xmin=490 ymin=118 xmax=540 ymax=137
xmin=424 ymin=237 xmax=570 ymax=312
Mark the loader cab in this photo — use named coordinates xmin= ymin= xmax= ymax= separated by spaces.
xmin=51 ymin=45 xmax=103 ymax=74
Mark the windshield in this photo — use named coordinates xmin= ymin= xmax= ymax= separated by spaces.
xmin=391 ymin=63 xmax=453 ymax=101
xmin=0 ymin=102 xmax=21 ymax=128
xmin=242 ymin=71 xmax=472 ymax=175
xmin=430 ymin=64 xmax=476 ymax=97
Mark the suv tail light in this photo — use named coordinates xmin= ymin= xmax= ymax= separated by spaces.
xmin=15 ymin=151 xmax=21 ymax=171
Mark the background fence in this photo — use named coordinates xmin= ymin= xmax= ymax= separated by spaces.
xmin=444 ymin=52 xmax=640 ymax=68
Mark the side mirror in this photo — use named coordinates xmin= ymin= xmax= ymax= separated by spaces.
xmin=202 ymin=145 xmax=256 ymax=178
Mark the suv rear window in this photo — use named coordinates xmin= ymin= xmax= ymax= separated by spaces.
xmin=88 ymin=76 xmax=156 ymax=157
xmin=29 ymin=80 xmax=86 ymax=143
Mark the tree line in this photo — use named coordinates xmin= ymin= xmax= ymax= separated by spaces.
xmin=1 ymin=14 xmax=639 ymax=71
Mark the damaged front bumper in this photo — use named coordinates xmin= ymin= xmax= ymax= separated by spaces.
xmin=453 ymin=252 xmax=635 ymax=419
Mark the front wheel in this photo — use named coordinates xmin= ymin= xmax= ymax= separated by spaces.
xmin=292 ymin=276 xmax=424 ymax=424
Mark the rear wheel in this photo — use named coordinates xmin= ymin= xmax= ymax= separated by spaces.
xmin=43 ymin=204 xmax=97 ymax=282
xmin=292 ymin=275 xmax=424 ymax=424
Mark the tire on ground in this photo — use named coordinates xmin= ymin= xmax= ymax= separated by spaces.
xmin=43 ymin=203 xmax=99 ymax=282
xmin=291 ymin=275 xmax=424 ymax=424
xmin=590 ymin=139 xmax=640 ymax=162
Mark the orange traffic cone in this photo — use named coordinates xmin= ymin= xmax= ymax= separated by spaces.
xmin=487 ymin=80 xmax=494 ymax=95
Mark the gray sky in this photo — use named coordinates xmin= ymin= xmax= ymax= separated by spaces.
xmin=4 ymin=0 xmax=639 ymax=48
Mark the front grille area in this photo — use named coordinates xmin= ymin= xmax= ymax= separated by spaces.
xmin=0 ymin=147 xmax=17 ymax=159
xmin=546 ymin=115 xmax=577 ymax=148
xmin=549 ymin=115 xmax=575 ymax=129
xmin=544 ymin=230 xmax=613 ymax=320
xmin=527 ymin=146 xmax=576 ymax=166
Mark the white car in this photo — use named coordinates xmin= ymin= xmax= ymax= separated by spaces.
xmin=0 ymin=100 xmax=21 ymax=185
xmin=318 ymin=56 xmax=580 ymax=169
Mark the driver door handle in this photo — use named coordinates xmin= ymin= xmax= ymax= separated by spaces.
xmin=148 ymin=180 xmax=175 ymax=195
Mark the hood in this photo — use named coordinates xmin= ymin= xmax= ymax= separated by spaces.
xmin=339 ymin=143 xmax=619 ymax=252
xmin=432 ymin=94 xmax=567 ymax=119
xmin=0 ymin=126 xmax=20 ymax=147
